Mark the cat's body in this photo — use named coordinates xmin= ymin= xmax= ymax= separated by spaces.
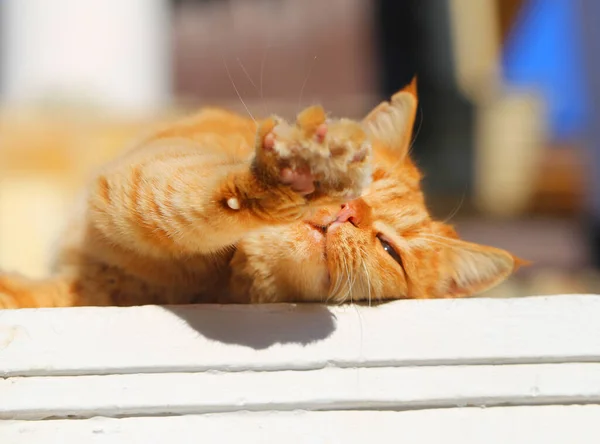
xmin=0 ymin=80 xmax=523 ymax=309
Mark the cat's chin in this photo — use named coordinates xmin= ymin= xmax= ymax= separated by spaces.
xmin=305 ymin=222 xmax=327 ymax=243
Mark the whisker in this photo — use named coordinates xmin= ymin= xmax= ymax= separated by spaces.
xmin=419 ymin=233 xmax=458 ymax=242
xmin=259 ymin=45 xmax=271 ymax=116
xmin=442 ymin=188 xmax=467 ymax=224
xmin=326 ymin=275 xmax=337 ymax=304
xmin=338 ymin=255 xmax=350 ymax=304
xmin=344 ymin=257 xmax=353 ymax=304
xmin=298 ymin=55 xmax=318 ymax=110
xmin=413 ymin=234 xmax=466 ymax=251
xmin=361 ymin=260 xmax=372 ymax=308
xmin=350 ymin=260 xmax=358 ymax=294
xmin=328 ymin=261 xmax=343 ymax=303
xmin=236 ymin=57 xmax=258 ymax=91
xmin=223 ymin=57 xmax=256 ymax=124
xmin=332 ymin=268 xmax=343 ymax=301
xmin=352 ymin=297 xmax=365 ymax=360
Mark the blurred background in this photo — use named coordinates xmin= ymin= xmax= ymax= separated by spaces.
xmin=1 ymin=0 xmax=599 ymax=297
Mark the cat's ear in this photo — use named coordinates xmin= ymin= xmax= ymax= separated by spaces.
xmin=432 ymin=224 xmax=529 ymax=297
xmin=363 ymin=77 xmax=418 ymax=157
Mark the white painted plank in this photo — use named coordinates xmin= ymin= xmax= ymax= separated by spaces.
xmin=3 ymin=363 xmax=600 ymax=420
xmin=1 ymin=295 xmax=599 ymax=377
xmin=2 ymin=406 xmax=599 ymax=444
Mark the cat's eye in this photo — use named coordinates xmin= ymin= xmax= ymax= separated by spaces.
xmin=378 ymin=236 xmax=403 ymax=266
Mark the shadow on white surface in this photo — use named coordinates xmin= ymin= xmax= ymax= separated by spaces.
xmin=165 ymin=303 xmax=337 ymax=349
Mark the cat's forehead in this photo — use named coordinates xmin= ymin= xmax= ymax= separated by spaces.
xmin=376 ymin=205 xmax=430 ymax=233
xmin=366 ymin=177 xmax=431 ymax=233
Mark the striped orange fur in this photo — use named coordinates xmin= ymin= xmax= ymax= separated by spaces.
xmin=0 ymin=79 xmax=525 ymax=308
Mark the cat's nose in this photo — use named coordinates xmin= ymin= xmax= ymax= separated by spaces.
xmin=335 ymin=201 xmax=362 ymax=227
xmin=336 ymin=203 xmax=357 ymax=225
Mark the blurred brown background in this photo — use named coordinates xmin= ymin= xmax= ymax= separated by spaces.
xmin=0 ymin=0 xmax=597 ymax=297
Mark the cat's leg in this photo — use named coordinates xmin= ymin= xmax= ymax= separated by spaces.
xmin=0 ymin=260 xmax=183 ymax=309
xmin=0 ymin=272 xmax=86 ymax=308
xmin=88 ymin=116 xmax=372 ymax=257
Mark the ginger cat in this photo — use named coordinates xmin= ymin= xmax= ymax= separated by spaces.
xmin=0 ymin=79 xmax=523 ymax=308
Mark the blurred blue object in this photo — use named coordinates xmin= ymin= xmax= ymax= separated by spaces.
xmin=502 ymin=0 xmax=589 ymax=142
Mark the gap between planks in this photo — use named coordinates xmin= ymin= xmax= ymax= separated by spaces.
xmin=3 ymin=363 xmax=600 ymax=420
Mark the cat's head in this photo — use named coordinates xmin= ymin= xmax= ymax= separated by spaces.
xmin=230 ymin=78 xmax=527 ymax=303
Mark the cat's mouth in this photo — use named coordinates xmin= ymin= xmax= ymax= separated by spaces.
xmin=305 ymin=221 xmax=330 ymax=260
xmin=304 ymin=222 xmax=333 ymax=293
xmin=307 ymin=222 xmax=328 ymax=236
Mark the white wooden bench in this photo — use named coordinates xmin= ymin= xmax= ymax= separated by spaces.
xmin=1 ymin=294 xmax=599 ymax=443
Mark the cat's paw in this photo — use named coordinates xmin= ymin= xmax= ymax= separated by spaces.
xmin=254 ymin=107 xmax=372 ymax=201
xmin=311 ymin=119 xmax=372 ymax=200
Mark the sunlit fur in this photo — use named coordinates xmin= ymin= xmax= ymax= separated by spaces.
xmin=0 ymin=78 xmax=525 ymax=308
